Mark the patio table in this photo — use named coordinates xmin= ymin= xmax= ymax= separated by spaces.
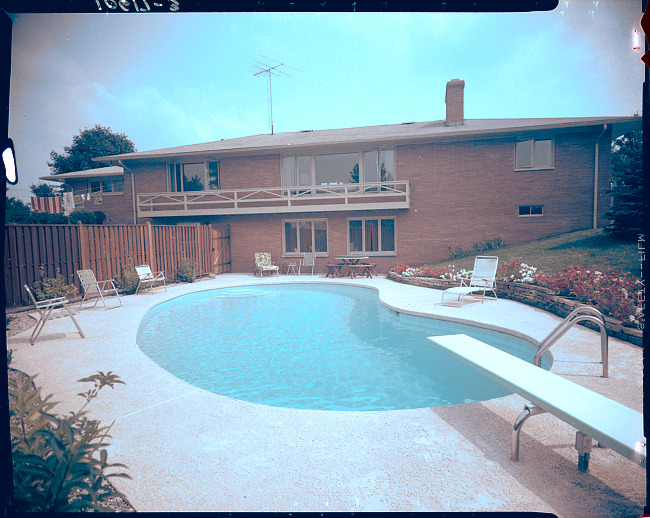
xmin=334 ymin=256 xmax=369 ymax=278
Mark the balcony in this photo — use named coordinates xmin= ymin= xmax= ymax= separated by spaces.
xmin=137 ymin=181 xmax=410 ymax=217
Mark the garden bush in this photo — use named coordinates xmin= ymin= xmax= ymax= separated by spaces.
xmin=534 ymin=267 xmax=643 ymax=325
xmin=9 ymin=369 xmax=130 ymax=512
xmin=175 ymin=259 xmax=198 ymax=283
xmin=67 ymin=209 xmax=97 ymax=224
xmin=93 ymin=211 xmax=107 ymax=224
xmin=31 ymin=267 xmax=78 ymax=302
xmin=113 ymin=263 xmax=140 ymax=295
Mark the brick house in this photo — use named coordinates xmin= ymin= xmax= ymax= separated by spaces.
xmin=42 ymin=79 xmax=640 ymax=274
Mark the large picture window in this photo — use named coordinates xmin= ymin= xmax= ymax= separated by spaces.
xmin=348 ymin=217 xmax=395 ymax=254
xmin=168 ymin=161 xmax=220 ymax=192
xmin=281 ymin=149 xmax=395 ymax=187
xmin=315 ymin=153 xmax=359 ymax=185
xmin=283 ymin=219 xmax=328 ymax=256
xmin=515 ymin=138 xmax=554 ymax=170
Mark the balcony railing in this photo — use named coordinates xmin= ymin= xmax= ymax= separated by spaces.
xmin=137 ymin=181 xmax=410 ymax=217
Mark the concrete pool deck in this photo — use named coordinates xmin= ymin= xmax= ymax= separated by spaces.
xmin=7 ymin=274 xmax=645 ymax=516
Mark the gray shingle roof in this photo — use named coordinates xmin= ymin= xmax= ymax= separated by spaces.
xmin=40 ymin=165 xmax=124 ymax=182
xmin=94 ymin=116 xmax=640 ymax=162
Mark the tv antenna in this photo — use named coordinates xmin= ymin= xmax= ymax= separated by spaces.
xmin=253 ymin=56 xmax=300 ymax=134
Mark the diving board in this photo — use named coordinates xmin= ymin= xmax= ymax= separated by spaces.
xmin=427 ymin=334 xmax=646 ymax=471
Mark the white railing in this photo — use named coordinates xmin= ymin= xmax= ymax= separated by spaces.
xmin=137 ymin=181 xmax=410 ymax=217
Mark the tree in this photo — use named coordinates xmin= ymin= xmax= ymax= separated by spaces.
xmin=48 ymin=125 xmax=136 ymax=175
xmin=604 ymin=130 xmax=644 ymax=239
xmin=183 ymin=175 xmax=204 ymax=191
xmin=30 ymin=182 xmax=61 ymax=197
xmin=5 ymin=197 xmax=33 ymax=223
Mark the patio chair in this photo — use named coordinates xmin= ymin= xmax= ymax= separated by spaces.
xmin=254 ymin=252 xmax=280 ymax=277
xmin=299 ymin=252 xmax=316 ymax=275
xmin=441 ymin=256 xmax=499 ymax=307
xmin=135 ymin=265 xmax=167 ymax=294
xmin=24 ymin=285 xmax=85 ymax=345
xmin=77 ymin=269 xmax=122 ymax=309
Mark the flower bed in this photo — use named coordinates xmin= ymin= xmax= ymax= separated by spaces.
xmin=387 ymin=260 xmax=644 ymax=346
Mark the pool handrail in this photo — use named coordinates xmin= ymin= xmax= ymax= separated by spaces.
xmin=533 ymin=306 xmax=608 ymax=378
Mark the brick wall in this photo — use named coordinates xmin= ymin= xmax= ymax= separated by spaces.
xmin=392 ymin=128 xmax=610 ymax=265
xmin=220 ymin=154 xmax=280 ymax=189
xmin=65 ymin=176 xmax=135 ymax=224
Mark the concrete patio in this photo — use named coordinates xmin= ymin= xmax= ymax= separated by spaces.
xmin=7 ymin=274 xmax=646 ymax=516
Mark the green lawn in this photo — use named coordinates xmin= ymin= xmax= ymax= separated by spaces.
xmin=426 ymin=229 xmax=642 ymax=277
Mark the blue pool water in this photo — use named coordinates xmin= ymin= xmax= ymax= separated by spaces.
xmin=136 ymin=284 xmax=550 ymax=411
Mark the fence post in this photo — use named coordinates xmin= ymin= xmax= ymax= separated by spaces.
xmin=145 ymin=221 xmax=156 ymax=272
xmin=77 ymin=221 xmax=90 ymax=270
xmin=195 ymin=223 xmax=203 ymax=275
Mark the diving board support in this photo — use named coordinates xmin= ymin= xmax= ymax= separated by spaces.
xmin=427 ymin=333 xmax=646 ymax=472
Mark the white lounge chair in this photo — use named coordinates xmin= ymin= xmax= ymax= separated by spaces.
xmin=24 ymin=285 xmax=85 ymax=345
xmin=299 ymin=252 xmax=316 ymax=275
xmin=77 ymin=269 xmax=122 ymax=309
xmin=441 ymin=256 xmax=499 ymax=307
xmin=254 ymin=252 xmax=279 ymax=277
xmin=135 ymin=265 xmax=167 ymax=294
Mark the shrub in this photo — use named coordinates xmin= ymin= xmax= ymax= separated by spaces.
xmin=9 ymin=370 xmax=130 ymax=512
xmin=176 ymin=259 xmax=198 ymax=283
xmin=93 ymin=211 xmax=107 ymax=224
xmin=496 ymin=260 xmax=537 ymax=283
xmin=31 ymin=268 xmax=77 ymax=302
xmin=534 ymin=267 xmax=643 ymax=324
xmin=451 ymin=237 xmax=503 ymax=259
xmin=114 ymin=263 xmax=140 ymax=295
xmin=67 ymin=209 xmax=96 ymax=224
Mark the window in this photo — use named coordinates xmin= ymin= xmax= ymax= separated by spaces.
xmin=515 ymin=138 xmax=554 ymax=170
xmin=168 ymin=161 xmax=220 ymax=192
xmin=348 ymin=218 xmax=395 ymax=254
xmin=315 ymin=153 xmax=359 ymax=185
xmin=283 ymin=219 xmax=328 ymax=256
xmin=363 ymin=149 xmax=395 ymax=183
xmin=208 ymin=161 xmax=221 ymax=190
xmin=519 ymin=205 xmax=544 ymax=216
xmin=281 ymin=149 xmax=395 ymax=187
xmin=89 ymin=178 xmax=124 ymax=195
xmin=282 ymin=156 xmax=311 ymax=187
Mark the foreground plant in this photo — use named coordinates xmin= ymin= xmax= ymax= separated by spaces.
xmin=9 ymin=370 xmax=130 ymax=512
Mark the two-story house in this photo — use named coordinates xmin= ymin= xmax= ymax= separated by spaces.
xmin=42 ymin=79 xmax=640 ymax=274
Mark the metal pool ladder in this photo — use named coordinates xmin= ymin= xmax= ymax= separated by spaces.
xmin=533 ymin=306 xmax=609 ymax=378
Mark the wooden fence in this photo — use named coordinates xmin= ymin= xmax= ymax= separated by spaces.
xmin=4 ymin=222 xmax=231 ymax=308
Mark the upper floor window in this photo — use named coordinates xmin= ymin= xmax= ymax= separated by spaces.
xmin=168 ymin=161 xmax=220 ymax=192
xmin=282 ymin=156 xmax=311 ymax=187
xmin=363 ymin=149 xmax=395 ymax=183
xmin=90 ymin=178 xmax=124 ymax=195
xmin=281 ymin=149 xmax=395 ymax=187
xmin=515 ymin=138 xmax=554 ymax=170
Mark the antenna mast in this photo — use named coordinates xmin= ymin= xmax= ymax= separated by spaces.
xmin=253 ymin=57 xmax=299 ymax=135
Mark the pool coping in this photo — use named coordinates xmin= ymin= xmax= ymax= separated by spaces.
xmin=7 ymin=274 xmax=645 ymax=515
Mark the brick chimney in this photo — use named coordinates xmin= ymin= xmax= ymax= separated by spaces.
xmin=445 ymin=79 xmax=465 ymax=126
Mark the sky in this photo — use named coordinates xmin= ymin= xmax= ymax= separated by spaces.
xmin=6 ymin=2 xmax=645 ymax=201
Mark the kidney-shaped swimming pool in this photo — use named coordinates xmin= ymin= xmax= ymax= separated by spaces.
xmin=136 ymin=283 xmax=550 ymax=411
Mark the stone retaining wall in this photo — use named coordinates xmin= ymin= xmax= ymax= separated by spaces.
xmin=386 ymin=271 xmax=643 ymax=346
